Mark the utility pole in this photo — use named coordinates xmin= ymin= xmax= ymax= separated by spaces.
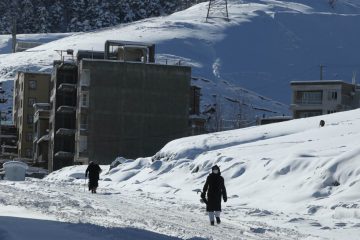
xmin=206 ymin=0 xmax=229 ymax=22
xmin=320 ymin=64 xmax=326 ymax=80
xmin=12 ymin=17 xmax=17 ymax=53
xmin=352 ymin=71 xmax=357 ymax=85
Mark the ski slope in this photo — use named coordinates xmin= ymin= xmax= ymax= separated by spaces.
xmin=1 ymin=109 xmax=360 ymax=239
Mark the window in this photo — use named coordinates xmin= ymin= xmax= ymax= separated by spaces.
xmin=79 ymin=136 xmax=87 ymax=153
xmin=80 ymin=69 xmax=90 ymax=86
xmin=329 ymin=91 xmax=337 ymax=100
xmin=295 ymin=91 xmax=322 ymax=104
xmin=80 ymin=116 xmax=88 ymax=130
xmin=29 ymin=80 xmax=37 ymax=90
xmin=81 ymin=92 xmax=89 ymax=107
xmin=27 ymin=114 xmax=33 ymax=124
xmin=28 ymin=97 xmax=36 ymax=107
xmin=26 ymin=132 xmax=33 ymax=142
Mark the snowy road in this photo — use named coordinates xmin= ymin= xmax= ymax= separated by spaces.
xmin=0 ymin=179 xmax=306 ymax=240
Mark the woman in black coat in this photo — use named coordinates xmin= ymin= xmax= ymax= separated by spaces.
xmin=201 ymin=165 xmax=227 ymax=225
xmin=85 ymin=161 xmax=102 ymax=193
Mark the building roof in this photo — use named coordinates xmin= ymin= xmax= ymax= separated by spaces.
xmin=290 ymin=80 xmax=355 ymax=87
xmin=77 ymin=50 xmax=105 ymax=61
xmin=105 ymin=40 xmax=155 ymax=47
xmin=17 ymin=71 xmax=51 ymax=76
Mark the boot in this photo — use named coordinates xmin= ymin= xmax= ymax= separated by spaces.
xmin=210 ymin=221 xmax=215 ymax=226
xmin=216 ymin=217 xmax=221 ymax=224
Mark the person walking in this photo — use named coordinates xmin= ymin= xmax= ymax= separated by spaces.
xmin=85 ymin=161 xmax=102 ymax=194
xmin=201 ymin=165 xmax=227 ymax=225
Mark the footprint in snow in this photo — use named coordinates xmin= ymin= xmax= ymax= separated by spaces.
xmin=335 ymin=222 xmax=347 ymax=227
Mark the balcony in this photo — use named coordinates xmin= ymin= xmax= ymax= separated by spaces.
xmin=54 ymin=151 xmax=74 ymax=159
xmin=294 ymin=99 xmax=322 ymax=105
xmin=58 ymin=83 xmax=76 ymax=92
xmin=56 ymin=106 xmax=76 ymax=113
xmin=56 ymin=128 xmax=76 ymax=136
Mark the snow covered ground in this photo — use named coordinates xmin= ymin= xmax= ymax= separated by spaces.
xmin=1 ymin=109 xmax=360 ymax=239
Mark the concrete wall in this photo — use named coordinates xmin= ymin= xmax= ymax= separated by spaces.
xmin=81 ymin=60 xmax=191 ymax=164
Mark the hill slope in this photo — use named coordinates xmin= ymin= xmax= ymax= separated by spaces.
xmin=46 ymin=108 xmax=360 ymax=239
xmin=1 ymin=0 xmax=360 ymax=121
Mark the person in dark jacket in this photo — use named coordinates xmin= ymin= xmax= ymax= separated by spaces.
xmin=85 ymin=161 xmax=102 ymax=194
xmin=201 ymin=165 xmax=227 ymax=225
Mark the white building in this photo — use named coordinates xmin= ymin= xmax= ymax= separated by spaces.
xmin=290 ymin=80 xmax=360 ymax=119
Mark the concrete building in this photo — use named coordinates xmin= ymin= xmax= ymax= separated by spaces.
xmin=33 ymin=103 xmax=51 ymax=168
xmin=13 ymin=71 xmax=51 ymax=159
xmin=74 ymin=41 xmax=191 ymax=165
xmin=48 ymin=62 xmax=78 ymax=171
xmin=290 ymin=80 xmax=360 ymax=119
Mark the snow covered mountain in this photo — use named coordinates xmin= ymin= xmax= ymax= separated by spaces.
xmin=1 ymin=0 xmax=360 ymax=122
xmin=1 ymin=109 xmax=359 ymax=239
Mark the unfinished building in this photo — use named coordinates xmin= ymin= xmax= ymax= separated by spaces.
xmin=74 ymin=40 xmax=191 ymax=165
xmin=48 ymin=62 xmax=78 ymax=171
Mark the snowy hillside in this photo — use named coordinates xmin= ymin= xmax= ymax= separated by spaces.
xmin=1 ymin=109 xmax=360 ymax=239
xmin=2 ymin=0 xmax=359 ymax=125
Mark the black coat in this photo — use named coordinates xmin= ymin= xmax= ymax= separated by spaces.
xmin=202 ymin=173 xmax=227 ymax=211
xmin=85 ymin=163 xmax=102 ymax=189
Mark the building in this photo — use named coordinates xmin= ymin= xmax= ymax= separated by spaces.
xmin=0 ymin=123 xmax=17 ymax=159
xmin=13 ymin=71 xmax=51 ymax=160
xmin=189 ymin=85 xmax=206 ymax=135
xmin=33 ymin=103 xmax=51 ymax=168
xmin=290 ymin=80 xmax=360 ymax=119
xmin=15 ymin=41 xmax=43 ymax=52
xmin=74 ymin=41 xmax=191 ymax=165
xmin=48 ymin=61 xmax=78 ymax=171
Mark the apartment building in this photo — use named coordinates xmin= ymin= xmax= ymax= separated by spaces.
xmin=48 ymin=62 xmax=78 ymax=171
xmin=290 ymin=80 xmax=360 ymax=119
xmin=13 ymin=71 xmax=51 ymax=159
xmin=74 ymin=41 xmax=191 ymax=165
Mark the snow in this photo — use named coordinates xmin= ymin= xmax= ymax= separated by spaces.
xmin=2 ymin=109 xmax=360 ymax=239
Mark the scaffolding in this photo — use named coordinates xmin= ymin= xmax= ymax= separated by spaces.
xmin=206 ymin=0 xmax=229 ymax=22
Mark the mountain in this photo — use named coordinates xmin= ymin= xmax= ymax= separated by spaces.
xmin=0 ymin=0 xmax=205 ymax=33
xmin=1 ymin=0 xmax=360 ymax=125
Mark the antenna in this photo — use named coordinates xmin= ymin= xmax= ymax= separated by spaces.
xmin=206 ymin=0 xmax=229 ymax=22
